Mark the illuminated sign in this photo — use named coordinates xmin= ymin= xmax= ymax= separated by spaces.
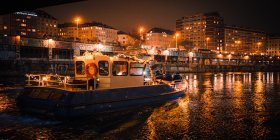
xmin=15 ymin=11 xmax=38 ymax=17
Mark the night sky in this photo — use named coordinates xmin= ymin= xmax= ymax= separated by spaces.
xmin=42 ymin=0 xmax=279 ymax=34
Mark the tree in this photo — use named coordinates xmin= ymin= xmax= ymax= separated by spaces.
xmin=179 ymin=39 xmax=194 ymax=51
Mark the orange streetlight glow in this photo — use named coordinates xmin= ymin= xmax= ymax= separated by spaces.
xmin=257 ymin=42 xmax=262 ymax=54
xmin=175 ymin=33 xmax=180 ymax=50
xmin=74 ymin=17 xmax=81 ymax=43
xmin=206 ymin=37 xmax=210 ymax=49
xmin=139 ymin=27 xmax=143 ymax=33
xmin=139 ymin=27 xmax=144 ymax=40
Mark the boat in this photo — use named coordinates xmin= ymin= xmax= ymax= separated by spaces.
xmin=16 ymin=52 xmax=185 ymax=119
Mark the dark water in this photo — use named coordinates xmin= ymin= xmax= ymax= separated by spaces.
xmin=0 ymin=72 xmax=280 ymax=139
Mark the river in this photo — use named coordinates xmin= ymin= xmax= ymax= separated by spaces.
xmin=0 ymin=72 xmax=279 ymax=139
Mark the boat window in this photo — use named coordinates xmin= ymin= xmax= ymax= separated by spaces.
xmin=98 ymin=61 xmax=109 ymax=76
xmin=76 ymin=61 xmax=85 ymax=75
xmin=112 ymin=61 xmax=128 ymax=76
xmin=130 ymin=62 xmax=145 ymax=76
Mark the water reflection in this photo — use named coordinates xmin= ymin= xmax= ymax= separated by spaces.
xmin=0 ymin=72 xmax=279 ymax=139
xmin=144 ymin=96 xmax=190 ymax=139
xmin=140 ymin=72 xmax=279 ymax=139
xmin=0 ymin=95 xmax=9 ymax=112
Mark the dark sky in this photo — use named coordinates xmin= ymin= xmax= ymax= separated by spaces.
xmin=42 ymin=0 xmax=279 ymax=34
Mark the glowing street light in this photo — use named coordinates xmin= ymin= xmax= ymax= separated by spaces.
xmin=48 ymin=39 xmax=53 ymax=60
xmin=74 ymin=18 xmax=80 ymax=42
xmin=139 ymin=27 xmax=144 ymax=40
xmin=227 ymin=54 xmax=232 ymax=64
xmin=206 ymin=37 xmax=210 ymax=49
xmin=175 ymin=33 xmax=180 ymax=50
xmin=257 ymin=42 xmax=262 ymax=54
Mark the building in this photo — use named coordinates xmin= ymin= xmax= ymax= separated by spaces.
xmin=224 ymin=25 xmax=266 ymax=54
xmin=58 ymin=21 xmax=118 ymax=45
xmin=117 ymin=31 xmax=137 ymax=47
xmin=267 ymin=35 xmax=280 ymax=56
xmin=0 ymin=10 xmax=58 ymax=38
xmin=145 ymin=27 xmax=174 ymax=49
xmin=176 ymin=12 xmax=224 ymax=51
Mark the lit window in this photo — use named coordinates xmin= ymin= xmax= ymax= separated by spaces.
xmin=130 ymin=62 xmax=145 ymax=76
xmin=112 ymin=61 xmax=128 ymax=76
xmin=54 ymin=25 xmax=57 ymax=27
xmin=21 ymin=32 xmax=26 ymax=35
xmin=27 ymin=29 xmax=31 ymax=31
xmin=21 ymin=23 xmax=26 ymax=27
xmin=26 ymin=16 xmax=31 ymax=19
xmin=32 ymin=29 xmax=36 ymax=32
xmin=3 ymin=26 xmax=7 ymax=30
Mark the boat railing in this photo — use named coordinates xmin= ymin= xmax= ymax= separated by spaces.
xmin=25 ymin=74 xmax=88 ymax=91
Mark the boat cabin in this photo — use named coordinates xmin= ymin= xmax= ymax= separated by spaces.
xmin=73 ymin=52 xmax=146 ymax=90
xmin=25 ymin=52 xmax=147 ymax=91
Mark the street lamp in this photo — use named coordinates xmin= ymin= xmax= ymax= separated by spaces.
xmin=227 ymin=54 xmax=232 ymax=64
xmin=257 ymin=42 xmax=262 ymax=54
xmin=74 ymin=18 xmax=80 ymax=43
xmin=175 ymin=33 xmax=180 ymax=50
xmin=206 ymin=37 xmax=210 ymax=49
xmin=139 ymin=27 xmax=144 ymax=40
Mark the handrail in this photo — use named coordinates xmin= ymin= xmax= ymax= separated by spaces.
xmin=25 ymin=74 xmax=88 ymax=91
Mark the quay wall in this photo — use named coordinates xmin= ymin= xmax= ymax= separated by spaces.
xmin=1 ymin=37 xmax=280 ymax=77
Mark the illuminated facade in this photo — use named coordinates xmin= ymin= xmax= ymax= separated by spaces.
xmin=224 ymin=25 xmax=266 ymax=54
xmin=58 ymin=21 xmax=118 ymax=45
xmin=176 ymin=12 xmax=224 ymax=51
xmin=145 ymin=27 xmax=174 ymax=49
xmin=117 ymin=31 xmax=137 ymax=47
xmin=0 ymin=10 xmax=58 ymax=38
xmin=267 ymin=35 xmax=280 ymax=56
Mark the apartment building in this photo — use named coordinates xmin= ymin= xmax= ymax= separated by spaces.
xmin=58 ymin=21 xmax=118 ymax=45
xmin=267 ymin=35 xmax=280 ymax=56
xmin=176 ymin=12 xmax=224 ymax=51
xmin=145 ymin=27 xmax=174 ymax=49
xmin=0 ymin=10 xmax=58 ymax=38
xmin=224 ymin=25 xmax=266 ymax=54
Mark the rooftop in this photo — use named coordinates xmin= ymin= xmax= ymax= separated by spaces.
xmin=58 ymin=21 xmax=116 ymax=30
xmin=147 ymin=27 xmax=174 ymax=35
